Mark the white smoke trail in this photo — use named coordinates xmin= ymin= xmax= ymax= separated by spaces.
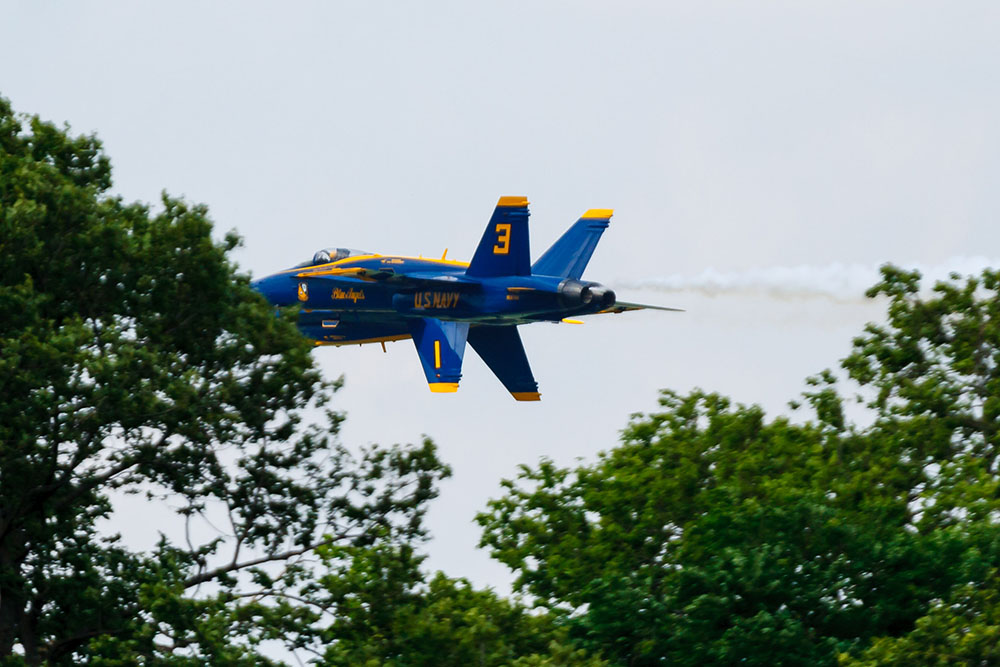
xmin=616 ymin=257 xmax=1000 ymax=303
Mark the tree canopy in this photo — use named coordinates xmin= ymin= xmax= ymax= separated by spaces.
xmin=0 ymin=97 xmax=457 ymax=664
xmin=478 ymin=266 xmax=1000 ymax=665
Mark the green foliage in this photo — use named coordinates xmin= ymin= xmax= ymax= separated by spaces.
xmin=0 ymin=97 xmax=451 ymax=664
xmin=844 ymin=265 xmax=1000 ymax=527
xmin=478 ymin=265 xmax=1000 ymax=665
xmin=312 ymin=545 xmax=605 ymax=666
xmin=840 ymin=570 xmax=1000 ymax=666
xmin=480 ymin=392 xmax=907 ymax=665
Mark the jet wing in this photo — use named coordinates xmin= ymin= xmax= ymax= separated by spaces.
xmin=597 ymin=301 xmax=685 ymax=314
xmin=392 ymin=271 xmax=479 ymax=288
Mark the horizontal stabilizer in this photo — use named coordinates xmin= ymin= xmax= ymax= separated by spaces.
xmin=466 ymin=196 xmax=531 ymax=278
xmin=532 ymin=209 xmax=612 ymax=279
xmin=599 ymin=301 xmax=685 ymax=314
xmin=468 ymin=325 xmax=540 ymax=401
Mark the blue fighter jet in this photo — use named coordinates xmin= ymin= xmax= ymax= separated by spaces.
xmin=251 ymin=197 xmax=678 ymax=400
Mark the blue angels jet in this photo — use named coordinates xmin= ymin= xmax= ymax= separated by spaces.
xmin=251 ymin=197 xmax=678 ymax=401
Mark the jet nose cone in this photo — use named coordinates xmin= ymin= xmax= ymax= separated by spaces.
xmin=250 ymin=276 xmax=272 ymax=296
xmin=251 ymin=273 xmax=298 ymax=306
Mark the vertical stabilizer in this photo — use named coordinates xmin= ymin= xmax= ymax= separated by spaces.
xmin=531 ymin=209 xmax=612 ymax=279
xmin=466 ymin=196 xmax=531 ymax=277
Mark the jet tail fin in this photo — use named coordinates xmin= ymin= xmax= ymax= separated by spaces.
xmin=466 ymin=196 xmax=531 ymax=278
xmin=531 ymin=209 xmax=612 ymax=279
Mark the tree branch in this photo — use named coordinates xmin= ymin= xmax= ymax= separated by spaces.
xmin=182 ymin=532 xmax=352 ymax=589
xmin=229 ymin=590 xmax=337 ymax=618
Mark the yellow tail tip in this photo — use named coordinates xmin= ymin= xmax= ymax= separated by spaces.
xmin=581 ymin=208 xmax=614 ymax=219
xmin=511 ymin=392 xmax=541 ymax=402
xmin=429 ymin=382 xmax=460 ymax=393
xmin=497 ymin=196 xmax=529 ymax=207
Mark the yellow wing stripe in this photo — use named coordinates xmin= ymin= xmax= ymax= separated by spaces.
xmin=581 ymin=208 xmax=614 ymax=219
xmin=290 ymin=255 xmax=471 ymax=277
xmin=497 ymin=196 xmax=529 ymax=207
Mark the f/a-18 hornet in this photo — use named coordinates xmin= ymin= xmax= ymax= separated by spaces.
xmin=252 ymin=196 xmax=678 ymax=401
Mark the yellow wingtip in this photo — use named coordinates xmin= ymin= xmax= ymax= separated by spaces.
xmin=512 ymin=391 xmax=541 ymax=401
xmin=561 ymin=318 xmax=584 ymax=325
xmin=497 ymin=196 xmax=529 ymax=207
xmin=429 ymin=382 xmax=460 ymax=393
xmin=581 ymin=208 xmax=614 ymax=219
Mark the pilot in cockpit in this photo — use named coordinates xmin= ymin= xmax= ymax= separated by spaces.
xmin=311 ymin=248 xmax=334 ymax=264
xmin=296 ymin=247 xmax=372 ymax=268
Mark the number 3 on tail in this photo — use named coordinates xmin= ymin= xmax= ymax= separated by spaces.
xmin=493 ymin=223 xmax=511 ymax=255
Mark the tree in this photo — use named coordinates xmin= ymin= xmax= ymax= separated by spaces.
xmin=842 ymin=265 xmax=1000 ymax=529
xmin=840 ymin=569 xmax=1000 ymax=666
xmin=0 ymin=97 xmax=450 ymax=664
xmin=310 ymin=544 xmax=607 ymax=666
xmin=835 ymin=265 xmax=1000 ymax=665
xmin=477 ymin=266 xmax=1000 ymax=665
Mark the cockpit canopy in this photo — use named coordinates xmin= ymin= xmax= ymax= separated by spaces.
xmin=294 ymin=247 xmax=373 ymax=268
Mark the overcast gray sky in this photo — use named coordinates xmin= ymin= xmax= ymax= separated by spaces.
xmin=5 ymin=1 xmax=1000 ymax=591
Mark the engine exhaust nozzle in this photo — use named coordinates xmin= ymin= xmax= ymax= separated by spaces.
xmin=558 ymin=280 xmax=615 ymax=310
